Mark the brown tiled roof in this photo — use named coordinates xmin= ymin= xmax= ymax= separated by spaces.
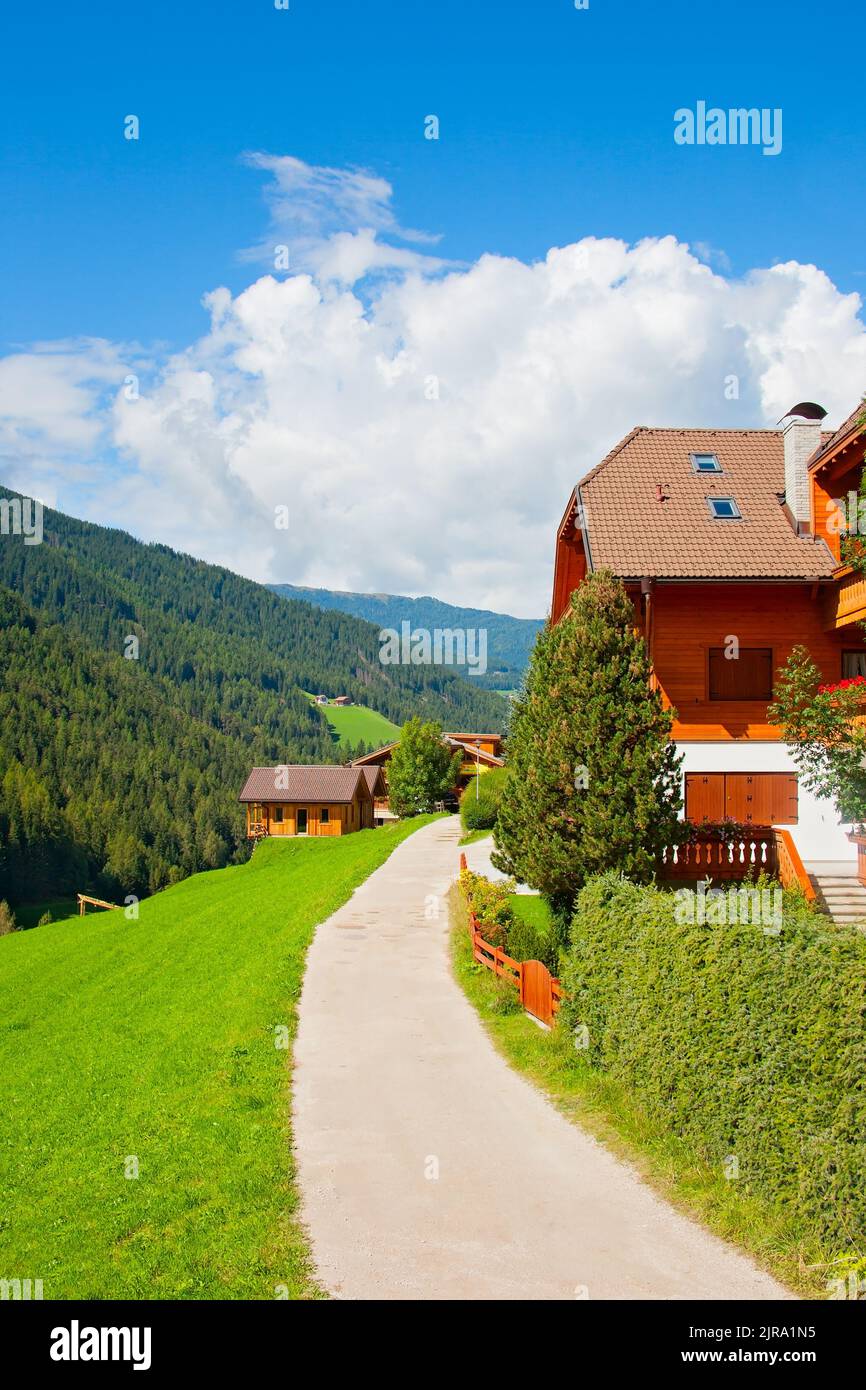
xmin=360 ymin=765 xmax=385 ymax=795
xmin=579 ymin=428 xmax=836 ymax=580
xmin=239 ymin=765 xmax=367 ymax=803
xmin=808 ymin=401 xmax=866 ymax=470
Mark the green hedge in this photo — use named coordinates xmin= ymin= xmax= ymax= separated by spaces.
xmin=560 ymin=874 xmax=866 ymax=1256
xmin=460 ymin=767 xmax=509 ymax=833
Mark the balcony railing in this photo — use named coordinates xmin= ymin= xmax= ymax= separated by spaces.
xmin=823 ymin=564 xmax=866 ymax=630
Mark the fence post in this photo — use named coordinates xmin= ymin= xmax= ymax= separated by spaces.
xmin=459 ymin=852 xmax=467 ymax=872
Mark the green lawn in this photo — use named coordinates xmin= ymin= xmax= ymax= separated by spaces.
xmin=507 ymin=893 xmax=553 ymax=935
xmin=306 ymin=694 xmax=399 ymax=749
xmin=0 ymin=818 xmax=435 ymax=1300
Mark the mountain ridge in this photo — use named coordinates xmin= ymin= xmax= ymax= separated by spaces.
xmin=270 ymin=583 xmax=544 ymax=691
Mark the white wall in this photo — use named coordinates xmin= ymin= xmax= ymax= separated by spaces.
xmin=677 ymin=741 xmax=855 ymax=868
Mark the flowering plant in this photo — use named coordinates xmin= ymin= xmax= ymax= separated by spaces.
xmin=817 ymin=676 xmax=866 ymax=695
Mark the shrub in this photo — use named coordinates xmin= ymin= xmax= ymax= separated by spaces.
xmin=505 ymin=916 xmax=560 ymax=974
xmin=460 ymin=767 xmax=509 ymax=833
xmin=37 ymin=911 xmax=52 ymax=927
xmin=459 ymin=868 xmax=514 ymax=949
xmin=560 ymin=873 xmax=866 ymax=1257
xmin=0 ymin=900 xmax=17 ymax=936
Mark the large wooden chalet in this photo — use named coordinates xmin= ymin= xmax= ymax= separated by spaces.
xmin=551 ymin=399 xmax=866 ymax=879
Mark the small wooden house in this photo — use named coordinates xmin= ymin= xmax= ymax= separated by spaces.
xmin=239 ymin=765 xmax=384 ymax=838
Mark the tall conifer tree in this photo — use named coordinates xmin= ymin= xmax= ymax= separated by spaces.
xmin=493 ymin=569 xmax=682 ymax=902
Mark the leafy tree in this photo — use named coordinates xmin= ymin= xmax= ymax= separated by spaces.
xmin=387 ymin=719 xmax=462 ymax=816
xmin=769 ymin=645 xmax=866 ymax=825
xmin=492 ymin=569 xmax=682 ymax=904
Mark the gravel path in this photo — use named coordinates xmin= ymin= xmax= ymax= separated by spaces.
xmin=292 ymin=816 xmax=792 ymax=1301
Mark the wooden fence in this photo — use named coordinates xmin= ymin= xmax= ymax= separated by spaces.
xmin=77 ymin=894 xmax=120 ymax=916
xmin=459 ymin=824 xmax=816 ymax=1026
xmin=459 ymin=853 xmax=563 ymax=1027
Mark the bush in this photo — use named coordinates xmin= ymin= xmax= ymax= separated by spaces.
xmin=460 ymin=767 xmax=509 ymax=833
xmin=37 ymin=911 xmax=52 ymax=927
xmin=0 ymin=900 xmax=17 ymax=936
xmin=459 ymin=868 xmax=514 ymax=949
xmin=505 ymin=916 xmax=559 ymax=974
xmin=560 ymin=873 xmax=866 ymax=1257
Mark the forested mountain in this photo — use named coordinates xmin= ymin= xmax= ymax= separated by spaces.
xmin=0 ymin=488 xmax=506 ymax=907
xmin=271 ymin=584 xmax=544 ymax=691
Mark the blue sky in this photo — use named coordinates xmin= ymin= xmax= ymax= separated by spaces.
xmin=3 ymin=0 xmax=863 ymax=349
xmin=2 ymin=0 xmax=865 ymax=615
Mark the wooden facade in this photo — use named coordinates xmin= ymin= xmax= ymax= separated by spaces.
xmin=244 ymin=794 xmax=373 ymax=838
xmin=632 ymin=581 xmax=864 ymax=742
xmin=239 ymin=765 xmax=377 ymax=838
xmin=550 ymin=407 xmax=866 ymax=857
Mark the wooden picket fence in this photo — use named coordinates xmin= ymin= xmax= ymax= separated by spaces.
xmin=458 ymin=853 xmax=564 ymax=1027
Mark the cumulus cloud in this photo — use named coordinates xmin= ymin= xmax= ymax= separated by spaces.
xmin=2 ymin=157 xmax=866 ymax=616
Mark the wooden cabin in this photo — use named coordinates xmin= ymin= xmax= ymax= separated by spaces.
xmin=239 ymin=765 xmax=382 ymax=838
xmin=551 ymin=400 xmax=866 ymax=877
xmin=352 ymin=731 xmax=505 ymax=808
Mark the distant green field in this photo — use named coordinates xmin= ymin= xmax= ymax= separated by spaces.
xmin=0 ymin=818 xmax=434 ymax=1299
xmin=307 ymin=695 xmax=399 ymax=749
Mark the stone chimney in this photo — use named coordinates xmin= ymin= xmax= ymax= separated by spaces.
xmin=781 ymin=401 xmax=827 ymax=532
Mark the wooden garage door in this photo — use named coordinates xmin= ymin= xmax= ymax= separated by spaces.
xmin=686 ymin=773 xmax=798 ymax=825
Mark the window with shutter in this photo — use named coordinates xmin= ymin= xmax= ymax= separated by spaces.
xmin=708 ymin=648 xmax=773 ymax=701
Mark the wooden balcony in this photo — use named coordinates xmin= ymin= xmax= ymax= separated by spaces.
xmin=657 ymin=828 xmax=815 ymax=900
xmin=822 ymin=564 xmax=866 ymax=630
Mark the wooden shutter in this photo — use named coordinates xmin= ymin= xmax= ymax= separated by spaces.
xmin=708 ymin=648 xmax=773 ymax=701
xmin=685 ymin=773 xmax=725 ymax=822
xmin=724 ymin=773 xmax=798 ymax=825
xmin=768 ymin=774 xmax=798 ymax=825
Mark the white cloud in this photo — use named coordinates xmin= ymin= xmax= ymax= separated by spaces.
xmin=3 ymin=158 xmax=866 ymax=617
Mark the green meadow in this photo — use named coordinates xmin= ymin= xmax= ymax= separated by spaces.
xmin=0 ymin=819 xmax=433 ymax=1300
xmin=311 ymin=696 xmax=400 ymax=749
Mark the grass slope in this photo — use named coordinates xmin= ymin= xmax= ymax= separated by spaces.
xmin=304 ymin=694 xmax=399 ymax=750
xmin=0 ymin=818 xmax=435 ymax=1299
